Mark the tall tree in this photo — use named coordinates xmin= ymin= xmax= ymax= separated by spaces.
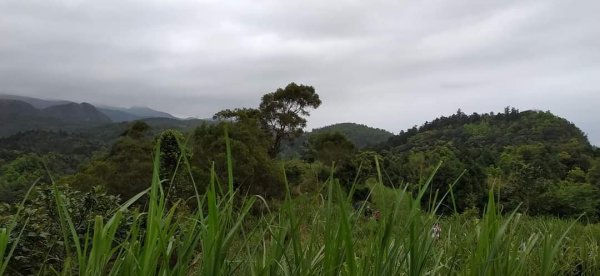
xmin=214 ymin=82 xmax=321 ymax=158
xmin=259 ymin=83 xmax=321 ymax=157
xmin=191 ymin=120 xmax=282 ymax=197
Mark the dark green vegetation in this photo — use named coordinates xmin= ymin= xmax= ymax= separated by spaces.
xmin=313 ymin=122 xmax=393 ymax=148
xmin=215 ymin=82 xmax=322 ymax=157
xmin=1 ymin=86 xmax=600 ymax=275
xmin=377 ymin=108 xmax=600 ymax=217
xmin=280 ymin=122 xmax=393 ymax=158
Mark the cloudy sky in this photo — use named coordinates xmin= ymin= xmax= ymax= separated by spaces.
xmin=1 ymin=0 xmax=599 ymax=145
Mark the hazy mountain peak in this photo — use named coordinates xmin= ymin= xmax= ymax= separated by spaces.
xmin=43 ymin=102 xmax=112 ymax=123
xmin=0 ymin=94 xmax=72 ymax=109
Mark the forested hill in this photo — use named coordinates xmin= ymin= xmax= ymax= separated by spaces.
xmin=381 ymin=108 xmax=593 ymax=152
xmin=312 ymin=123 xmax=393 ymax=148
xmin=375 ymin=108 xmax=600 ymax=217
xmin=280 ymin=122 xmax=393 ymax=158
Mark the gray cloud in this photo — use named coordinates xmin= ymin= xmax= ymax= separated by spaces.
xmin=0 ymin=0 xmax=599 ymax=144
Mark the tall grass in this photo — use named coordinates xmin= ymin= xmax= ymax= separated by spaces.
xmin=1 ymin=131 xmax=593 ymax=275
xmin=0 ymin=180 xmax=37 ymax=275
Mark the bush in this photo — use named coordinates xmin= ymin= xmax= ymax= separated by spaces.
xmin=0 ymin=184 xmax=123 ymax=274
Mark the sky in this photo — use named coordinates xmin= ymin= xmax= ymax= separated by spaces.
xmin=1 ymin=0 xmax=599 ymax=145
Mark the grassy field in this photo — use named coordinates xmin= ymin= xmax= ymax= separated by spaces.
xmin=2 ymin=142 xmax=600 ymax=275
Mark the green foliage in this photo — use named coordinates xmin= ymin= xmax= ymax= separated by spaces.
xmin=259 ymin=82 xmax=322 ymax=157
xmin=2 ymin=133 xmax=600 ymax=275
xmin=280 ymin=122 xmax=392 ymax=159
xmin=304 ymin=131 xmax=357 ymax=165
xmin=4 ymin=101 xmax=600 ymax=275
xmin=121 ymin=120 xmax=151 ymax=139
xmin=311 ymin=122 xmax=393 ymax=148
xmin=156 ymin=130 xmax=185 ymax=180
xmin=545 ymin=180 xmax=599 ymax=218
xmin=0 ymin=130 xmax=104 ymax=158
xmin=0 ymin=185 xmax=122 ymax=274
xmin=213 ymin=107 xmax=263 ymax=122
xmin=215 ymin=82 xmax=321 ymax=158
xmin=379 ymin=108 xmax=599 ymax=217
xmin=191 ymin=121 xmax=282 ymax=198
xmin=282 ymin=159 xmax=329 ymax=195
xmin=70 ymin=122 xmax=154 ymax=199
xmin=156 ymin=129 xmax=196 ymax=202
xmin=588 ymin=159 xmax=600 ymax=186
xmin=0 ymin=130 xmax=107 ymax=204
xmin=0 ymin=153 xmax=83 ymax=203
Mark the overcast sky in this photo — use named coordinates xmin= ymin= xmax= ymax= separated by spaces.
xmin=1 ymin=0 xmax=599 ymax=145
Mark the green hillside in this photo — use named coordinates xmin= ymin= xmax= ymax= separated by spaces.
xmin=374 ymin=108 xmax=600 ymax=216
xmin=312 ymin=122 xmax=393 ymax=148
xmin=281 ymin=122 xmax=393 ymax=158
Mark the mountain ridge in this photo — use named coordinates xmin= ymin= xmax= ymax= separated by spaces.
xmin=0 ymin=94 xmax=177 ymax=122
xmin=95 ymin=105 xmax=177 ymax=121
xmin=0 ymin=94 xmax=72 ymax=109
xmin=0 ymin=99 xmax=111 ymax=136
xmin=43 ymin=102 xmax=112 ymax=123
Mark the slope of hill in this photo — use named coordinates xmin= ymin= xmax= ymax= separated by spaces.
xmin=0 ymin=94 xmax=71 ymax=109
xmin=0 ymin=100 xmax=112 ymax=136
xmin=43 ymin=102 xmax=112 ymax=123
xmin=97 ymin=108 xmax=142 ymax=122
xmin=380 ymin=108 xmax=591 ymax=152
xmin=280 ymin=122 xmax=394 ymax=158
xmin=126 ymin=106 xmax=176 ymax=119
xmin=97 ymin=105 xmax=177 ymax=121
xmin=0 ymin=94 xmax=178 ymax=122
xmin=0 ymin=99 xmax=42 ymax=118
xmin=73 ymin=117 xmax=211 ymax=144
xmin=312 ymin=122 xmax=393 ymax=148
xmin=376 ymin=108 xmax=600 ymax=216
xmin=0 ymin=130 xmax=105 ymax=157
xmin=140 ymin=117 xmax=207 ymax=129
xmin=0 ymin=100 xmax=64 ymax=136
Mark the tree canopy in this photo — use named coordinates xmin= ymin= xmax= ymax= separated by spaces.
xmin=377 ymin=108 xmax=599 ymax=217
xmin=214 ymin=82 xmax=321 ymax=157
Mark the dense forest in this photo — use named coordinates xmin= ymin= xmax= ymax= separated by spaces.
xmin=377 ymin=107 xmax=600 ymax=217
xmin=1 ymin=84 xmax=600 ymax=274
xmin=280 ymin=122 xmax=393 ymax=158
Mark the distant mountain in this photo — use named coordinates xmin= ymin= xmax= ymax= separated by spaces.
xmin=0 ymin=94 xmax=72 ymax=109
xmin=0 ymin=99 xmax=112 ymax=136
xmin=96 ymin=108 xmax=142 ymax=122
xmin=0 ymin=95 xmax=204 ymax=137
xmin=126 ymin=106 xmax=176 ymax=119
xmin=0 ymin=94 xmax=178 ymax=122
xmin=311 ymin=123 xmax=394 ymax=148
xmin=280 ymin=122 xmax=394 ymax=158
xmin=140 ymin=117 xmax=206 ymax=128
xmin=0 ymin=99 xmax=42 ymax=118
xmin=97 ymin=105 xmax=177 ymax=121
xmin=0 ymin=100 xmax=63 ymax=136
xmin=44 ymin=102 xmax=112 ymax=123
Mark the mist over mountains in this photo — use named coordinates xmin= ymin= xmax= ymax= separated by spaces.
xmin=0 ymin=94 xmax=182 ymax=137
